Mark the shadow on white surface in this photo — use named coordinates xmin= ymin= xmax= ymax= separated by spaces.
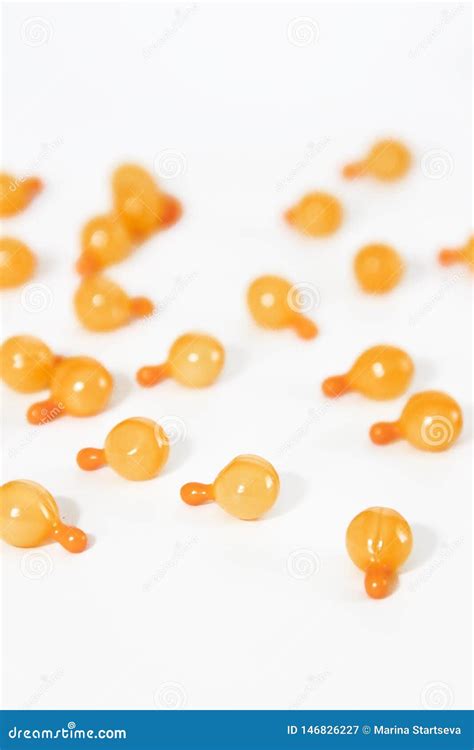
xmin=268 ymin=471 xmax=307 ymax=519
xmin=403 ymin=523 xmax=438 ymax=572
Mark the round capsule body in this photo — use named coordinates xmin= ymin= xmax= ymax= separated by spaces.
xmin=401 ymin=391 xmax=463 ymax=452
xmin=214 ymin=455 xmax=280 ymax=520
xmin=0 ymin=174 xmax=42 ymax=217
xmin=104 ymin=418 xmax=170 ymax=480
xmin=0 ymin=480 xmax=59 ymax=547
xmin=0 ymin=237 xmax=36 ymax=288
xmin=168 ymin=334 xmax=225 ymax=387
xmin=0 ymin=335 xmax=56 ymax=392
xmin=247 ymin=276 xmax=294 ymax=330
xmin=74 ymin=275 xmax=152 ymax=331
xmin=285 ymin=192 xmax=342 ymax=237
xmin=51 ymin=356 xmax=113 ymax=416
xmin=112 ymin=164 xmax=166 ymax=238
xmin=354 ymin=244 xmax=404 ymax=293
xmin=78 ymin=214 xmax=132 ymax=274
xmin=346 ymin=507 xmax=413 ymax=572
xmin=349 ymin=346 xmax=413 ymax=400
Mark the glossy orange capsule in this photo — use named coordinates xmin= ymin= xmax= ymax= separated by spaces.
xmin=438 ymin=235 xmax=474 ymax=269
xmin=112 ymin=163 xmax=182 ymax=240
xmin=322 ymin=346 xmax=414 ymax=400
xmin=370 ymin=390 xmax=463 ymax=452
xmin=74 ymin=274 xmax=154 ymax=332
xmin=0 ymin=237 xmax=36 ymax=288
xmin=0 ymin=335 xmax=61 ymax=393
xmin=284 ymin=192 xmax=343 ymax=237
xmin=346 ymin=507 xmax=413 ymax=599
xmin=76 ymin=214 xmax=133 ymax=275
xmin=0 ymin=480 xmax=87 ymax=552
xmin=354 ymin=243 xmax=404 ymax=294
xmin=77 ymin=417 xmax=170 ymax=481
xmin=247 ymin=275 xmax=318 ymax=339
xmin=0 ymin=173 xmax=43 ymax=217
xmin=27 ymin=356 xmax=113 ymax=425
xmin=137 ymin=333 xmax=225 ymax=388
xmin=181 ymin=455 xmax=279 ymax=520
xmin=342 ymin=140 xmax=411 ymax=181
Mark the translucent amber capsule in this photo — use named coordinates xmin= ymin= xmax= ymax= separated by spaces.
xmin=0 ymin=173 xmax=43 ymax=217
xmin=112 ymin=163 xmax=182 ymax=239
xmin=74 ymin=274 xmax=154 ymax=332
xmin=370 ymin=390 xmax=463 ymax=452
xmin=137 ymin=333 xmax=225 ymax=388
xmin=0 ymin=480 xmax=87 ymax=552
xmin=342 ymin=140 xmax=411 ymax=181
xmin=0 ymin=335 xmax=61 ymax=393
xmin=77 ymin=417 xmax=170 ymax=481
xmin=438 ymin=235 xmax=474 ymax=269
xmin=181 ymin=455 xmax=279 ymax=520
xmin=27 ymin=356 xmax=113 ymax=425
xmin=284 ymin=192 xmax=343 ymax=237
xmin=76 ymin=214 xmax=133 ymax=275
xmin=346 ymin=507 xmax=413 ymax=599
xmin=354 ymin=243 xmax=404 ymax=294
xmin=0 ymin=237 xmax=36 ymax=288
xmin=247 ymin=275 xmax=318 ymax=339
xmin=322 ymin=345 xmax=414 ymax=400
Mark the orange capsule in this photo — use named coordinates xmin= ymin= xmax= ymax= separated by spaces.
xmin=354 ymin=243 xmax=404 ymax=294
xmin=322 ymin=345 xmax=414 ymax=400
xmin=0 ymin=480 xmax=87 ymax=553
xmin=0 ymin=335 xmax=62 ymax=393
xmin=74 ymin=274 xmax=154 ymax=332
xmin=346 ymin=507 xmax=413 ymax=599
xmin=438 ymin=235 xmax=474 ymax=269
xmin=76 ymin=214 xmax=133 ymax=275
xmin=284 ymin=191 xmax=343 ymax=237
xmin=247 ymin=275 xmax=318 ymax=339
xmin=0 ymin=237 xmax=36 ymax=288
xmin=111 ymin=163 xmax=182 ymax=240
xmin=0 ymin=173 xmax=43 ymax=217
xmin=181 ymin=455 xmax=279 ymax=520
xmin=27 ymin=356 xmax=113 ymax=425
xmin=77 ymin=417 xmax=170 ymax=481
xmin=136 ymin=333 xmax=225 ymax=388
xmin=370 ymin=390 xmax=463 ymax=452
xmin=342 ymin=140 xmax=411 ymax=181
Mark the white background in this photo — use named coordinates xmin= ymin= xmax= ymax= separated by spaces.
xmin=1 ymin=2 xmax=472 ymax=711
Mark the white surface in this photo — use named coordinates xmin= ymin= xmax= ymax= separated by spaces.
xmin=1 ymin=2 xmax=472 ymax=711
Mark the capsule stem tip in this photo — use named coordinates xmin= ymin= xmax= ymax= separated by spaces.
xmin=180 ymin=482 xmax=215 ymax=506
xmin=364 ymin=564 xmax=397 ymax=599
xmin=322 ymin=374 xmax=349 ymax=398
xmin=136 ymin=363 xmax=169 ymax=387
xmin=27 ymin=399 xmax=64 ymax=425
xmin=53 ymin=523 xmax=88 ymax=553
xmin=342 ymin=160 xmax=366 ymax=179
xmin=130 ymin=296 xmax=154 ymax=318
xmin=77 ymin=447 xmax=106 ymax=471
xmin=438 ymin=249 xmax=460 ymax=267
xmin=292 ymin=315 xmax=318 ymax=340
xmin=369 ymin=420 xmax=401 ymax=445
